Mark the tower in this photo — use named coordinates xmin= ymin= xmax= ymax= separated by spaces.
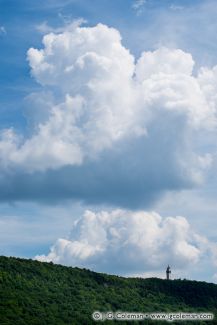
xmin=166 ymin=265 xmax=171 ymax=280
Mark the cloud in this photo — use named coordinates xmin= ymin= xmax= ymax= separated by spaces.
xmin=0 ymin=23 xmax=216 ymax=206
xmin=132 ymin=0 xmax=147 ymax=15
xmin=36 ymin=209 xmax=210 ymax=275
xmin=28 ymin=0 xmax=78 ymax=10
xmin=36 ymin=18 xmax=86 ymax=34
xmin=0 ymin=26 xmax=6 ymax=36
xmin=170 ymin=5 xmax=184 ymax=11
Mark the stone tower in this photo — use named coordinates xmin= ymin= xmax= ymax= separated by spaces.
xmin=166 ymin=265 xmax=171 ymax=280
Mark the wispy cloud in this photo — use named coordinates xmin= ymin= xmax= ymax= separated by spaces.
xmin=0 ymin=26 xmax=6 ymax=36
xmin=28 ymin=0 xmax=78 ymax=11
xmin=132 ymin=0 xmax=147 ymax=15
xmin=170 ymin=4 xmax=184 ymax=11
xmin=36 ymin=18 xmax=86 ymax=34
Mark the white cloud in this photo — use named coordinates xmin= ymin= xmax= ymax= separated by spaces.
xmin=0 ymin=23 xmax=215 ymax=208
xmin=135 ymin=47 xmax=216 ymax=129
xmin=135 ymin=47 xmax=194 ymax=78
xmin=7 ymin=23 xmax=140 ymax=171
xmin=0 ymin=24 xmax=215 ymax=177
xmin=36 ymin=209 xmax=210 ymax=275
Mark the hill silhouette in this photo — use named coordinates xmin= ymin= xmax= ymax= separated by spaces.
xmin=0 ymin=256 xmax=217 ymax=324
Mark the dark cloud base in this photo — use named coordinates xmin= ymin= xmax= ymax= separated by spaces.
xmin=0 ymin=117 xmax=194 ymax=209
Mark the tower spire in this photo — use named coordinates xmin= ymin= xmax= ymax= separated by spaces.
xmin=166 ymin=265 xmax=171 ymax=280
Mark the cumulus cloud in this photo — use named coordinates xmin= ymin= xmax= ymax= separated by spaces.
xmin=36 ymin=209 xmax=209 ymax=274
xmin=0 ymin=23 xmax=216 ymax=206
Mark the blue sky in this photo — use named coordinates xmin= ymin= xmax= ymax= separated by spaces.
xmin=1 ymin=0 xmax=217 ymax=282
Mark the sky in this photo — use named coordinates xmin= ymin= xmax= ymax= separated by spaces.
xmin=1 ymin=0 xmax=217 ymax=282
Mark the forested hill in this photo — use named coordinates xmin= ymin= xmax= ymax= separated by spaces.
xmin=0 ymin=256 xmax=217 ymax=325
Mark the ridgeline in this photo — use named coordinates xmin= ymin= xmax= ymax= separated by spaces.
xmin=0 ymin=256 xmax=217 ymax=324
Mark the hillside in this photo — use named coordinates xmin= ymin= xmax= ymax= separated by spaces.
xmin=0 ymin=256 xmax=217 ymax=324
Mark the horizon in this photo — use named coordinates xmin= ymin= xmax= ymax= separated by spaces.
xmin=1 ymin=255 xmax=216 ymax=285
